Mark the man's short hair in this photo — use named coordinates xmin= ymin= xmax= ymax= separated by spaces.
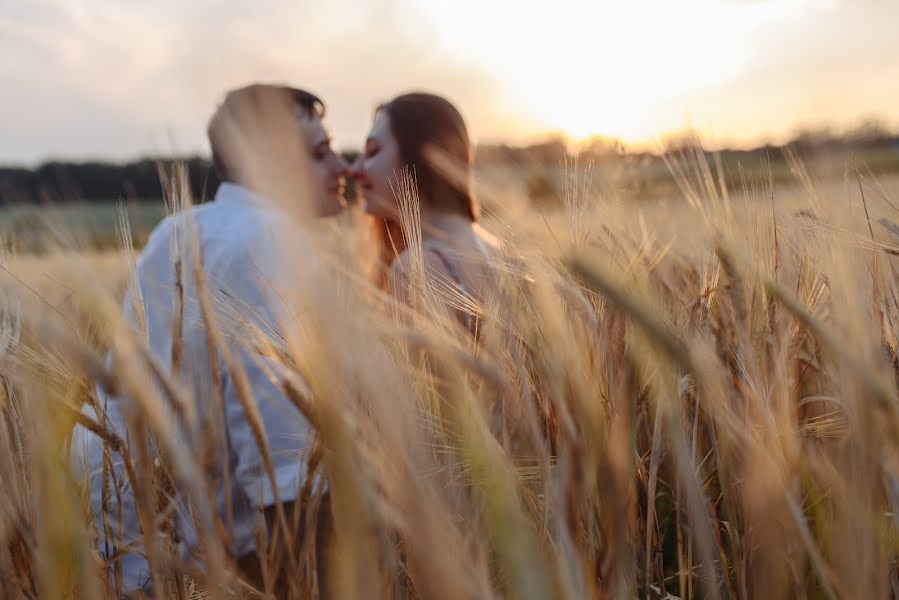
xmin=207 ymin=84 xmax=325 ymax=182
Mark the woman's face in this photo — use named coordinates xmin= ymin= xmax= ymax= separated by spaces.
xmin=354 ymin=109 xmax=402 ymax=219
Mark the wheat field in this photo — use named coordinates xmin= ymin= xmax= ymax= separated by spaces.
xmin=2 ymin=151 xmax=899 ymax=599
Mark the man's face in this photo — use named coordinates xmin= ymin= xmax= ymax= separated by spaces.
xmin=298 ymin=111 xmax=348 ymax=217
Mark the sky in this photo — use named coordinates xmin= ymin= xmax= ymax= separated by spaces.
xmin=1 ymin=0 xmax=898 ymax=164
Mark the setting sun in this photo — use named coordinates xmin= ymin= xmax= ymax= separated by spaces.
xmin=1 ymin=0 xmax=898 ymax=160
xmin=413 ymin=0 xmax=813 ymax=145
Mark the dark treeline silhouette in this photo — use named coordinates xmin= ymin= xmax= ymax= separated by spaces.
xmin=2 ymin=123 xmax=898 ymax=205
xmin=478 ymin=121 xmax=899 ymax=167
xmin=477 ymin=136 xmax=626 ymax=166
xmin=0 ymin=157 xmax=220 ymax=205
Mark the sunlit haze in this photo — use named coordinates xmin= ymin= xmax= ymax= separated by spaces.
xmin=2 ymin=0 xmax=898 ymax=163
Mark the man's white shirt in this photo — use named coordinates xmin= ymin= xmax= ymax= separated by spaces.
xmin=72 ymin=183 xmax=315 ymax=592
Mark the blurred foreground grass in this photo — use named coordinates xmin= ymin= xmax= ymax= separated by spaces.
xmin=0 ymin=201 xmax=165 ymax=254
xmin=2 ymin=152 xmax=899 ymax=598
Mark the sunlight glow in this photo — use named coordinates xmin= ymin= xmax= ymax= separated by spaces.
xmin=416 ymin=0 xmax=808 ymax=144
xmin=3 ymin=0 xmax=899 ymax=161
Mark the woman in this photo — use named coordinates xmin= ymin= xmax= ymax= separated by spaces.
xmin=352 ymin=92 xmax=500 ymax=334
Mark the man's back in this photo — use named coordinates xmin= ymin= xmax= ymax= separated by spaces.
xmin=75 ymin=182 xmax=315 ymax=593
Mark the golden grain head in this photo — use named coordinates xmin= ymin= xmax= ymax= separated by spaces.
xmin=2 ymin=149 xmax=899 ymax=599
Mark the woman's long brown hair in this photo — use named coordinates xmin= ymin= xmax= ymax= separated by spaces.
xmin=378 ymin=93 xmax=479 ymax=222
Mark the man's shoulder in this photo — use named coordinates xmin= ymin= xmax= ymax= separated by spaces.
xmin=139 ymin=202 xmax=213 ymax=253
xmin=139 ymin=195 xmax=309 ymax=274
xmin=135 ymin=202 xmax=231 ymax=271
xmin=154 ymin=199 xmax=273 ymax=245
xmin=208 ymin=204 xmax=291 ymax=257
xmin=137 ymin=212 xmax=176 ymax=262
xmin=205 ymin=202 xmax=313 ymax=276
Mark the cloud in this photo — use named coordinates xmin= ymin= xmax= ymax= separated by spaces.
xmin=0 ymin=0 xmax=898 ymax=162
xmin=664 ymin=0 xmax=899 ymax=143
xmin=0 ymin=0 xmax=524 ymax=162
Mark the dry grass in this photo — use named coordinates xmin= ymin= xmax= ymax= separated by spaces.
xmin=2 ymin=149 xmax=899 ymax=599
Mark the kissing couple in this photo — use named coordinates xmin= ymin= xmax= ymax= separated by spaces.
xmin=75 ymin=82 xmax=501 ymax=597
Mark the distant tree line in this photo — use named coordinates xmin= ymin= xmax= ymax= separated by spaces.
xmin=0 ymin=157 xmax=219 ymax=205
xmin=2 ymin=121 xmax=897 ymax=205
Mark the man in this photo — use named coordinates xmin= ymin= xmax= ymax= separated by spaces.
xmin=74 ymin=84 xmax=347 ymax=596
